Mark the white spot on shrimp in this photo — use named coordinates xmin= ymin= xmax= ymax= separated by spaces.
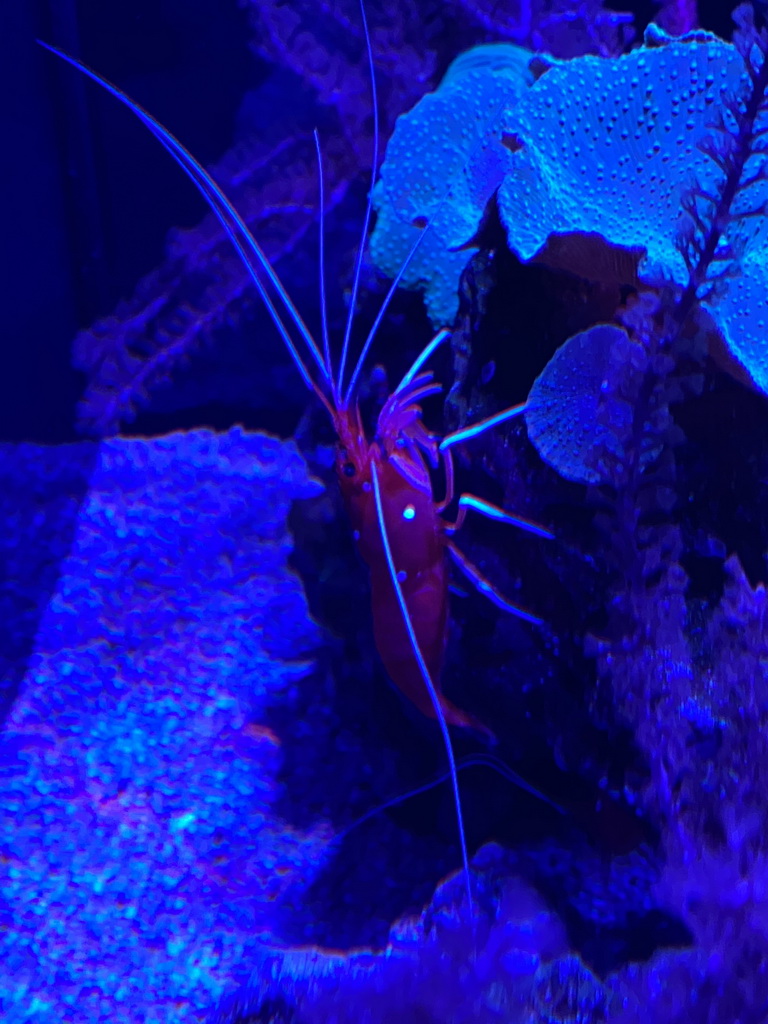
xmin=397 ymin=570 xmax=408 ymax=583
xmin=402 ymin=504 xmax=416 ymax=521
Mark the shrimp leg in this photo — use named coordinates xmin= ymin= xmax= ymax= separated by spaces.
xmin=439 ymin=402 xmax=528 ymax=451
xmin=445 ymin=494 xmax=554 ymax=539
xmin=446 ymin=541 xmax=544 ymax=626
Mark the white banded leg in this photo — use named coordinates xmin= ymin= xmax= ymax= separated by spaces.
xmin=447 ymin=541 xmax=544 ymax=626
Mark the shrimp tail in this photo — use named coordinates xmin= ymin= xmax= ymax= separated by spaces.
xmin=392 ymin=657 xmax=495 ymax=742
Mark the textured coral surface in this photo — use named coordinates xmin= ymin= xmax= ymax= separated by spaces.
xmin=0 ymin=430 xmax=327 ymax=1021
xmin=372 ymin=19 xmax=768 ymax=393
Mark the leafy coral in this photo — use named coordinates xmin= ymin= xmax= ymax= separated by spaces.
xmin=372 ymin=7 xmax=768 ymax=396
xmin=370 ymin=43 xmax=536 ymax=326
xmin=514 ymin=10 xmax=768 ymax=1018
xmin=525 ymin=323 xmax=631 ymax=485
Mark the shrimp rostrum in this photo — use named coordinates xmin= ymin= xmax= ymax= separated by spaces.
xmin=41 ymin=14 xmax=553 ymax=910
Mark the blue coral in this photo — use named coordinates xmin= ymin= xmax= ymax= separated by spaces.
xmin=370 ymin=43 xmax=535 ymax=326
xmin=373 ymin=19 xmax=768 ymax=394
xmin=0 ymin=429 xmax=327 ymax=1020
xmin=525 ymin=324 xmax=630 ymax=484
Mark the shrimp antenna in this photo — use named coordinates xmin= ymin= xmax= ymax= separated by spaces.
xmin=344 ymin=228 xmax=433 ymax=405
xmin=370 ymin=460 xmax=473 ymax=916
xmin=313 ymin=129 xmax=334 ymax=390
xmin=38 ymin=40 xmax=334 ymax=415
xmin=339 ymin=0 xmax=438 ymax=407
xmin=337 ymin=0 xmax=379 ymax=397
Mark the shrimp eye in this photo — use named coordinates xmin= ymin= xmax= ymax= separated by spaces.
xmin=342 ymin=462 xmax=356 ymax=478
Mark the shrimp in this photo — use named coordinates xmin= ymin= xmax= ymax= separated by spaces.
xmin=40 ymin=4 xmax=551 ymax=912
xmin=335 ymin=352 xmax=553 ymax=740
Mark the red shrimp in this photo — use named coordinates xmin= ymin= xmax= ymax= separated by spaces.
xmin=41 ymin=7 xmax=552 ymax=911
xmin=334 ymin=358 xmax=551 ymax=739
xmin=334 ymin=369 xmax=478 ymax=735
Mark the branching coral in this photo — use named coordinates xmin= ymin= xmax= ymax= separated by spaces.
xmin=73 ymin=0 xmax=441 ymax=435
xmin=448 ymin=0 xmax=634 ymax=57
xmin=655 ymin=0 xmax=700 ymax=35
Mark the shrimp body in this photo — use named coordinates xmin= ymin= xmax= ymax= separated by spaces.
xmin=334 ymin=376 xmax=491 ymax=736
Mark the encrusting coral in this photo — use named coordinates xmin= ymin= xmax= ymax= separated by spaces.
xmin=0 ymin=430 xmax=329 ymax=1018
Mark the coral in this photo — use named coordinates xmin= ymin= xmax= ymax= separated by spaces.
xmin=240 ymin=0 xmax=440 ymax=143
xmin=0 ymin=429 xmax=329 ymax=1020
xmin=373 ymin=15 xmax=768 ymax=395
xmin=72 ymin=95 xmax=355 ymax=437
xmin=73 ymin=0 xmax=441 ymax=435
xmin=451 ymin=0 xmax=634 ymax=58
xmin=494 ymin=239 xmax=768 ymax=1024
xmin=512 ymin=18 xmax=768 ymax=1004
xmin=655 ymin=0 xmax=699 ymax=35
xmin=525 ymin=323 xmax=631 ymax=484
xmin=370 ymin=43 xmax=535 ymax=326
xmin=584 ymin=359 xmax=768 ymax=1019
xmin=497 ymin=16 xmax=768 ymax=395
xmin=493 ymin=31 xmax=745 ymax=273
xmin=213 ymin=843 xmax=571 ymax=1024
xmin=212 ymin=833 xmax=677 ymax=1022
xmin=639 ymin=555 xmax=768 ymax=1020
